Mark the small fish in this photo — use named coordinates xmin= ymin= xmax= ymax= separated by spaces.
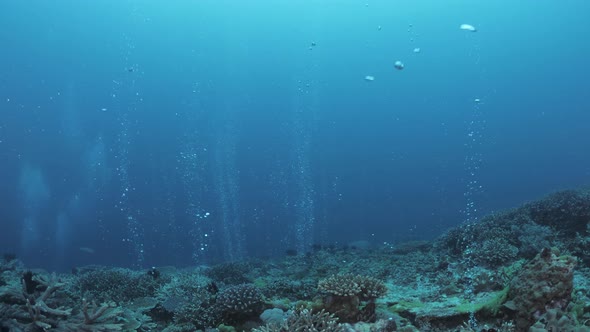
xmin=364 ymin=75 xmax=375 ymax=81
xmin=79 ymin=247 xmax=95 ymax=254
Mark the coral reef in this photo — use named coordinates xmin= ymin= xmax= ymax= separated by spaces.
xmin=436 ymin=188 xmax=590 ymax=268
xmin=1 ymin=188 xmax=590 ymax=331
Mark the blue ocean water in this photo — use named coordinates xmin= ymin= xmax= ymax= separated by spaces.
xmin=0 ymin=0 xmax=589 ymax=271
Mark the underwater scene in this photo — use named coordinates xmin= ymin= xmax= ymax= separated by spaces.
xmin=1 ymin=1 xmax=590 ymax=331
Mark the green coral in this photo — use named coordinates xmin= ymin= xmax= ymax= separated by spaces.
xmin=454 ymin=287 xmax=509 ymax=315
xmin=388 ymin=300 xmax=425 ymax=313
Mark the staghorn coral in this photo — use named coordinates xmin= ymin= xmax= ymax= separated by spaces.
xmin=56 ymin=299 xmax=124 ymax=331
xmin=1 ymin=273 xmax=72 ymax=330
xmin=0 ymin=270 xmax=129 ymax=332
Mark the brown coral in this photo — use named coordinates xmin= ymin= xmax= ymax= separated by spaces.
xmin=318 ymin=274 xmax=387 ymax=300
xmin=505 ymin=247 xmax=577 ymax=330
xmin=318 ymin=274 xmax=387 ymax=323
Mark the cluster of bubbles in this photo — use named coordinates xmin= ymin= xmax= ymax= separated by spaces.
xmin=100 ymin=3 xmax=484 ymax=264
xmin=291 ymin=76 xmax=318 ymax=254
xmin=459 ymin=23 xmax=485 ymax=330
xmin=112 ymin=32 xmax=146 ymax=267
xmin=178 ymin=137 xmax=213 ymax=263
xmin=214 ymin=125 xmax=245 ymax=262
xmin=18 ymin=164 xmax=50 ymax=251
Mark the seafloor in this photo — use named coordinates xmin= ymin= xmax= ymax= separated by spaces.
xmin=2 ymin=189 xmax=590 ymax=332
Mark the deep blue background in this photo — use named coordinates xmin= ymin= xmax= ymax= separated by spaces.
xmin=1 ymin=0 xmax=589 ymax=271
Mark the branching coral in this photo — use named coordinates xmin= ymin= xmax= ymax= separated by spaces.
xmin=253 ymin=309 xmax=344 ymax=332
xmin=0 ymin=271 xmax=126 ymax=332
xmin=0 ymin=273 xmax=73 ymax=330
xmin=318 ymin=274 xmax=387 ymax=301
xmin=216 ymin=283 xmax=264 ymax=319
xmin=56 ymin=299 xmax=124 ymax=331
xmin=155 ymin=271 xmax=219 ymax=329
xmin=72 ymin=267 xmax=160 ymax=303
xmin=318 ymin=274 xmax=387 ymax=323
